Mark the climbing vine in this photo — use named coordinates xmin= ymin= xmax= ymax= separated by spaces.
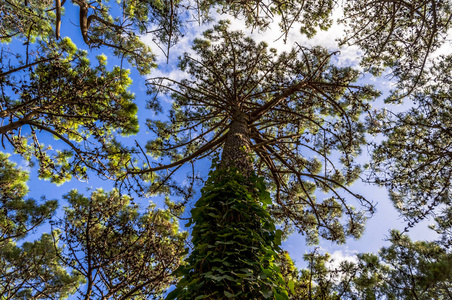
xmin=167 ymin=167 xmax=289 ymax=299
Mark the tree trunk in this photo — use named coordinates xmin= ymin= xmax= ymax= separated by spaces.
xmin=168 ymin=110 xmax=288 ymax=299
xmin=220 ymin=111 xmax=253 ymax=178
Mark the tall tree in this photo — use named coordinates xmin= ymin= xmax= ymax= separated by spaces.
xmin=2 ymin=0 xmax=450 ymax=298
xmin=368 ymin=55 xmax=452 ymax=236
xmin=133 ymin=20 xmax=378 ymax=243
xmin=125 ymin=20 xmax=379 ymax=297
xmin=0 ymin=152 xmax=56 ymax=243
xmin=344 ymin=231 xmax=452 ymax=299
xmin=0 ymin=153 xmax=84 ymax=299
xmin=53 ymin=189 xmax=187 ymax=299
xmin=0 ymin=1 xmax=345 ymax=298
xmin=340 ymin=0 xmax=452 ymax=238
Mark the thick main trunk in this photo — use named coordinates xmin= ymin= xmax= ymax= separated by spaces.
xmin=220 ymin=111 xmax=253 ymax=177
xmin=170 ymin=114 xmax=288 ymax=299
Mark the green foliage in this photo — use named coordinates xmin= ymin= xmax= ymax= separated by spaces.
xmin=289 ymin=250 xmax=359 ymax=300
xmin=279 ymin=251 xmax=312 ymax=299
xmin=0 ymin=152 xmax=82 ymax=299
xmin=0 ymin=233 xmax=84 ymax=299
xmin=71 ymin=0 xmax=157 ymax=75
xmin=340 ymin=0 xmax=452 ymax=100
xmin=347 ymin=231 xmax=452 ymax=299
xmin=168 ymin=167 xmax=288 ymax=299
xmin=288 ymin=231 xmax=452 ymax=300
xmin=0 ymin=0 xmax=151 ymax=185
xmin=278 ymin=248 xmax=369 ymax=300
xmin=0 ymin=0 xmax=156 ymax=74
xmin=369 ymin=55 xmax=452 ymax=239
xmin=55 ymin=189 xmax=187 ymax=299
xmin=282 ymin=232 xmax=452 ymax=299
xmin=1 ymin=37 xmax=138 ymax=183
xmin=197 ymin=0 xmax=335 ymax=40
xmin=0 ymin=0 xmax=55 ymax=43
xmin=0 ymin=152 xmax=57 ymax=243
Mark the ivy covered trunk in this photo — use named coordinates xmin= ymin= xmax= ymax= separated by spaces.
xmin=167 ymin=110 xmax=289 ymax=299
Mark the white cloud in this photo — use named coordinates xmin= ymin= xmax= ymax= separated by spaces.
xmin=327 ymin=249 xmax=359 ymax=270
xmin=17 ymin=158 xmax=31 ymax=173
xmin=430 ymin=28 xmax=452 ymax=59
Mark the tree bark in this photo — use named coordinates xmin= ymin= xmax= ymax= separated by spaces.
xmin=220 ymin=110 xmax=253 ymax=178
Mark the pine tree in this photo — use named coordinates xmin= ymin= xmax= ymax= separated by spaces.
xmin=0 ymin=153 xmax=84 ymax=299
xmin=345 ymin=231 xmax=452 ymax=299
xmin=369 ymin=56 xmax=452 ymax=236
xmin=127 ymin=20 xmax=379 ymax=298
xmin=53 ymin=189 xmax=187 ymax=299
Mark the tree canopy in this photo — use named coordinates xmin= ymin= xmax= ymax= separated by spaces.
xmin=134 ymin=21 xmax=379 ymax=245
xmin=54 ymin=189 xmax=186 ymax=299
xmin=370 ymin=55 xmax=452 ymax=234
xmin=340 ymin=0 xmax=452 ymax=100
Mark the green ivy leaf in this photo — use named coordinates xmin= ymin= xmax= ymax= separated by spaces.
xmin=288 ymin=280 xmax=295 ymax=294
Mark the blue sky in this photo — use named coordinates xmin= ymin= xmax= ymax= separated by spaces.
xmin=12 ymin=1 xmax=443 ymax=285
